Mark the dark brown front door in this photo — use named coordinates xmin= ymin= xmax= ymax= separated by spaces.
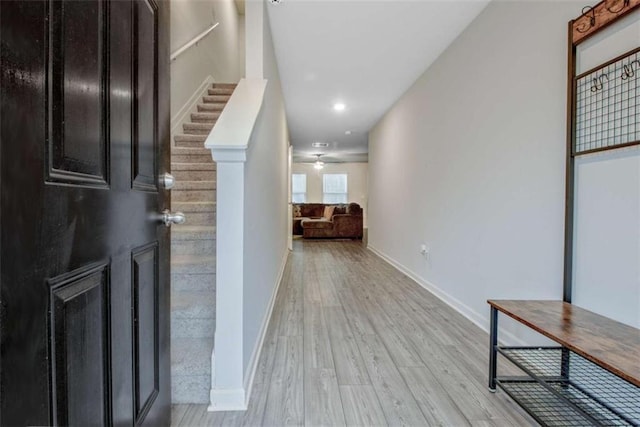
xmin=0 ymin=0 xmax=170 ymax=425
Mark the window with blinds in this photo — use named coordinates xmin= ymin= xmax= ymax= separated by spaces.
xmin=292 ymin=173 xmax=307 ymax=203
xmin=323 ymin=174 xmax=348 ymax=204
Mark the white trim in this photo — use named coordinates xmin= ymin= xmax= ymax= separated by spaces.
xmin=208 ymin=388 xmax=246 ymax=412
xmin=205 ymin=78 xmax=267 ymax=151
xmin=210 ymin=147 xmax=247 ymax=162
xmin=171 ymin=22 xmax=219 ymax=62
xmin=171 ymin=75 xmax=214 ymax=142
xmin=242 ymin=250 xmax=289 ymax=407
xmin=209 ymin=160 xmax=246 ymax=411
xmin=367 ymin=244 xmax=526 ymax=347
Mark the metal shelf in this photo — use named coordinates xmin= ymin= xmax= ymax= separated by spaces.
xmin=496 ymin=347 xmax=640 ymax=426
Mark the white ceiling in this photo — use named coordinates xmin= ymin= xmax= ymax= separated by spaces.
xmin=267 ymin=0 xmax=490 ymax=163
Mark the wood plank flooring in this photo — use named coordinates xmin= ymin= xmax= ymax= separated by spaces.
xmin=172 ymin=240 xmax=535 ymax=426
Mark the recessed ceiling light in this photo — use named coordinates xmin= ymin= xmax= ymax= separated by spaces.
xmin=345 ymin=130 xmax=352 ymax=135
xmin=333 ymin=103 xmax=346 ymax=112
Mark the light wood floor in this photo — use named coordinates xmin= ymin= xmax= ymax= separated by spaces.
xmin=172 ymin=240 xmax=535 ymax=426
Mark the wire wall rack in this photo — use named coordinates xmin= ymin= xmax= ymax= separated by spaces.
xmin=575 ymin=47 xmax=640 ymax=154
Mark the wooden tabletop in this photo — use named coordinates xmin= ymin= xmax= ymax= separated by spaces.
xmin=488 ymin=300 xmax=640 ymax=387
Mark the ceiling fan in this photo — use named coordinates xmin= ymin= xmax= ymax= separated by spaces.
xmin=313 ymin=154 xmax=325 ymax=170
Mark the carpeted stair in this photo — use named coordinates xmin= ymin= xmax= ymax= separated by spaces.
xmin=171 ymin=82 xmax=236 ymax=404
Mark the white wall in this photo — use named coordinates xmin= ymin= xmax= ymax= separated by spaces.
xmin=242 ymin=0 xmax=289 ymax=376
xmin=369 ymin=1 xmax=597 ymax=343
xmin=171 ymin=0 xmax=243 ymax=123
xmin=292 ymin=162 xmax=368 ymax=226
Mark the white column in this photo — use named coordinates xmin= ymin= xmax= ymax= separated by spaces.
xmin=208 ymin=147 xmax=247 ymax=411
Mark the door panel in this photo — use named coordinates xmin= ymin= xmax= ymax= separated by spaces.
xmin=0 ymin=1 xmax=170 ymax=425
xmin=133 ymin=0 xmax=158 ymax=192
xmin=132 ymin=243 xmax=159 ymax=423
xmin=48 ymin=0 xmax=109 ymax=186
xmin=49 ymin=263 xmax=111 ymax=426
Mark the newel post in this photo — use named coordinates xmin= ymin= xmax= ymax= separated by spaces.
xmin=207 ymin=146 xmax=247 ymax=411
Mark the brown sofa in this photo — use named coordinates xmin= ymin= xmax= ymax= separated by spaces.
xmin=292 ymin=203 xmax=363 ymax=239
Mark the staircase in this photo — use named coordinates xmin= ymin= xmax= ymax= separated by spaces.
xmin=171 ymin=83 xmax=236 ymax=403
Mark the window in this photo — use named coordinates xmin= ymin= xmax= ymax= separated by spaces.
xmin=292 ymin=174 xmax=307 ymax=203
xmin=323 ymin=174 xmax=348 ymax=204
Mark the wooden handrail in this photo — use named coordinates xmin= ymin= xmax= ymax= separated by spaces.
xmin=170 ymin=22 xmax=219 ymax=62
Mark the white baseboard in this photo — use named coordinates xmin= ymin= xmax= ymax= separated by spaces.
xmin=171 ymin=75 xmax=215 ymax=143
xmin=208 ymin=387 xmax=246 ymax=412
xmin=207 ymin=248 xmax=290 ymax=412
xmin=367 ymin=244 xmax=526 ymax=347
xmin=242 ymin=249 xmax=289 ymax=407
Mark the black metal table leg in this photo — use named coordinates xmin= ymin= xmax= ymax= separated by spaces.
xmin=489 ymin=306 xmax=498 ymax=392
xmin=561 ymin=347 xmax=571 ymax=387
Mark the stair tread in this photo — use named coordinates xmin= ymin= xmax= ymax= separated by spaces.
xmin=184 ymin=122 xmax=214 ymax=129
xmin=197 ymin=103 xmax=225 ymax=111
xmin=191 ymin=112 xmax=220 ymax=118
xmin=173 ymin=225 xmax=216 ymax=232
xmin=174 ymin=181 xmax=216 ymax=191
xmin=203 ymin=95 xmax=230 ymax=103
xmin=208 ymin=88 xmax=234 ymax=95
xmin=172 ymin=162 xmax=216 ymax=171
xmin=172 ymin=255 xmax=216 ymax=265
xmin=172 ymin=227 xmax=216 ymax=241
xmin=173 ymin=201 xmax=216 ymax=212
xmin=211 ymin=83 xmax=237 ymax=88
xmin=174 ymin=134 xmax=206 ymax=141
xmin=173 ymin=147 xmax=211 ymax=154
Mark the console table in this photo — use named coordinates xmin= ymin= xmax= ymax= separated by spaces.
xmin=488 ymin=300 xmax=640 ymax=426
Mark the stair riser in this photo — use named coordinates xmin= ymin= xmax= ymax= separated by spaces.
xmin=172 ymin=261 xmax=215 ymax=277
xmin=191 ymin=112 xmax=220 ymax=121
xmin=172 ymin=170 xmax=216 ymax=181
xmin=172 ymin=239 xmax=216 ymax=256
xmin=172 ymin=318 xmax=215 ymax=339
xmin=171 ymin=273 xmax=216 ymax=292
xmin=179 ymin=212 xmax=215 ymax=226
xmin=171 ymin=154 xmax=212 ymax=163
xmin=181 ymin=128 xmax=211 ymax=136
xmin=197 ymin=104 xmax=224 ymax=112
xmin=212 ymin=83 xmax=237 ymax=89
xmin=183 ymin=123 xmax=214 ymax=130
xmin=203 ymin=95 xmax=230 ymax=103
xmin=172 ymin=189 xmax=216 ymax=202
xmin=174 ymin=140 xmax=206 ymax=149
xmin=171 ymin=163 xmax=216 ymax=172
xmin=171 ymin=375 xmax=210 ymax=404
xmin=208 ymin=88 xmax=234 ymax=96
xmin=174 ymin=134 xmax=206 ymax=143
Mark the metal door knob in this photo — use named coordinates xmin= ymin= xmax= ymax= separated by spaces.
xmin=160 ymin=173 xmax=176 ymax=190
xmin=161 ymin=210 xmax=186 ymax=227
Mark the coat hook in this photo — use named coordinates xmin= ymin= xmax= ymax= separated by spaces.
xmin=577 ymin=6 xmax=597 ymax=33
xmin=621 ymin=61 xmax=639 ymax=80
xmin=591 ymin=74 xmax=609 ymax=92
xmin=606 ymin=0 xmax=630 ymax=13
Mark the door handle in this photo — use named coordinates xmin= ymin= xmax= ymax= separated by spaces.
xmin=160 ymin=173 xmax=176 ymax=190
xmin=161 ymin=209 xmax=186 ymax=227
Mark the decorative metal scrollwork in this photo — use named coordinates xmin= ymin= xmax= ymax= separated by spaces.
xmin=577 ymin=6 xmax=597 ymax=33
xmin=605 ymin=0 xmax=631 ymax=14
